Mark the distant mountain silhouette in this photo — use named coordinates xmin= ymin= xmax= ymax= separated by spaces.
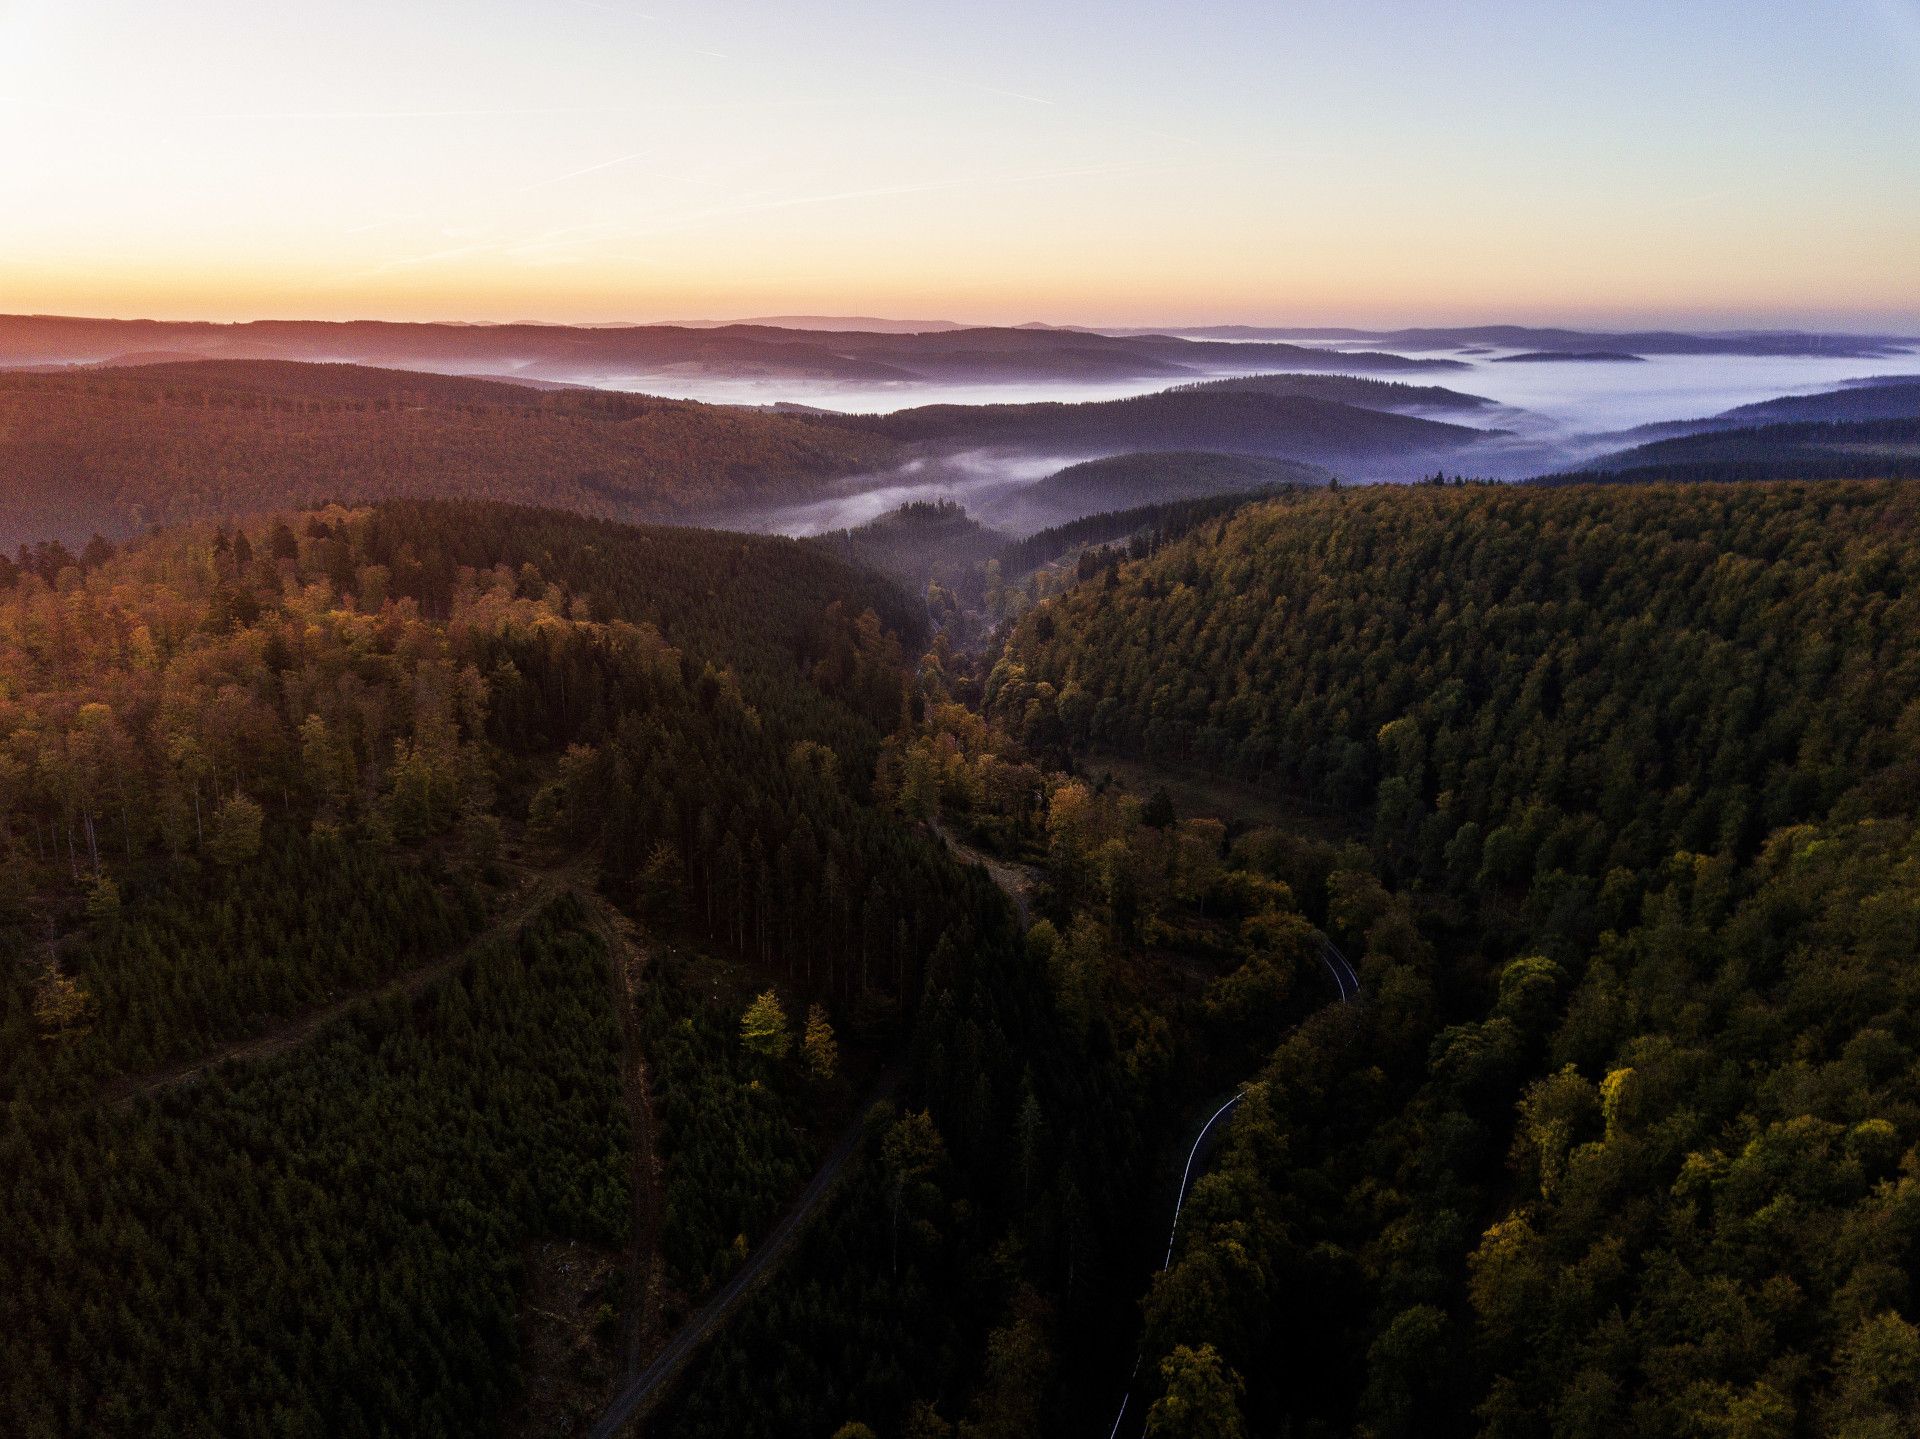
xmin=1119 ymin=324 xmax=1917 ymax=359
xmin=1493 ymin=350 xmax=1645 ymax=363
xmin=0 ymin=313 xmax=1465 ymax=389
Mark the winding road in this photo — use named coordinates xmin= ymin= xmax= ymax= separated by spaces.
xmin=1104 ymin=931 xmax=1359 ymax=1439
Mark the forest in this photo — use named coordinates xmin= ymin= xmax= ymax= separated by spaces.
xmin=1000 ymin=451 xmax=1329 ymax=526
xmin=11 ymin=474 xmax=1920 ymax=1438
xmin=1546 ymin=418 xmax=1920 ymax=486
xmin=831 ymin=387 xmax=1497 ymax=472
xmin=0 ymin=362 xmax=896 ymax=547
xmin=1165 ymin=372 xmax=1499 ymax=412
xmin=0 ymin=491 xmax=1208 ymax=1437
xmin=958 ymin=479 xmax=1920 ymax=1434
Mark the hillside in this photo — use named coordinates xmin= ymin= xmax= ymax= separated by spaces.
xmin=1715 ymin=376 xmax=1920 ymax=425
xmin=1539 ymin=416 xmax=1920 ymax=485
xmin=0 ymin=313 xmax=1464 ymax=388
xmin=997 ymin=450 xmax=1329 ymax=530
xmin=1169 ymin=324 xmax=1918 ymax=359
xmin=1492 ymin=349 xmax=1644 ymax=362
xmin=837 ymin=389 xmax=1501 ymax=476
xmin=1587 ymin=376 xmax=1920 ymax=447
xmin=1162 ymin=371 xmax=1500 ymax=412
xmin=0 ymin=361 xmax=897 ymax=546
xmin=974 ymin=480 xmax=1920 ymax=1434
xmin=0 ymin=498 xmax=1143 ymax=1438
xmin=807 ymin=498 xmax=1008 ymax=597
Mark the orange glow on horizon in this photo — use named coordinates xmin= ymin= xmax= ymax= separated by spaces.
xmin=4 ymin=1 xmax=1918 ymax=332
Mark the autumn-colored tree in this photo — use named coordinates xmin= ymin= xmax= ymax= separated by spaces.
xmin=803 ymin=1004 xmax=838 ymax=1081
xmin=32 ymin=970 xmax=93 ymax=1035
xmin=1145 ymin=1344 xmax=1245 ymax=1439
xmin=740 ymin=989 xmax=791 ymax=1061
xmin=206 ymin=793 xmax=264 ymax=867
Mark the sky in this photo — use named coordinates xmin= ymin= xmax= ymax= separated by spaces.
xmin=3 ymin=0 xmax=1918 ymax=329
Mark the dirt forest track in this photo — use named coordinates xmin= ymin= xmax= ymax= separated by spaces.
xmin=586 ymin=1073 xmax=898 ymax=1439
xmin=102 ymin=859 xmax=580 ymax=1106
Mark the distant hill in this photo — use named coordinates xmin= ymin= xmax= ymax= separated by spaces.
xmin=836 ymin=389 xmax=1499 ymax=477
xmin=1713 ymin=377 xmax=1920 ymax=425
xmin=1162 ymin=372 xmax=1499 ymax=412
xmin=0 ymin=313 xmax=1466 ymax=389
xmin=1583 ymin=376 xmax=1920 ymax=449
xmin=0 ymin=359 xmax=896 ymax=547
xmin=1493 ymin=349 xmax=1644 ymax=363
xmin=808 ymin=499 xmax=1008 ymax=595
xmin=997 ymin=451 xmax=1329 ymax=532
xmin=1146 ymin=324 xmax=1918 ymax=359
xmin=993 ymin=490 xmax=1276 ymax=577
xmin=698 ymin=315 xmax=971 ymax=333
xmin=1535 ymin=417 xmax=1920 ymax=485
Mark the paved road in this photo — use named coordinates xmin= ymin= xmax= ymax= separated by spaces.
xmin=587 ymin=1077 xmax=895 ymax=1439
xmin=1104 ymin=933 xmax=1359 ymax=1439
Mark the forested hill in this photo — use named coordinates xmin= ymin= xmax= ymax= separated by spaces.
xmin=1161 ymin=371 xmax=1501 ymax=412
xmin=1005 ymin=482 xmax=1920 ymax=854
xmin=1011 ymin=450 xmax=1330 ymax=516
xmin=0 ymin=497 xmax=991 ymax=1434
xmin=1715 ymin=376 xmax=1920 ymax=425
xmin=1537 ymin=416 xmax=1920 ymax=486
xmin=835 ymin=388 xmax=1500 ymax=475
xmin=988 ymin=479 xmax=1920 ymax=1434
xmin=0 ymin=361 xmax=896 ymax=547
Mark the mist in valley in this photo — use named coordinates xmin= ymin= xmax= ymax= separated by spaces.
xmin=710 ymin=345 xmax=1920 ymax=540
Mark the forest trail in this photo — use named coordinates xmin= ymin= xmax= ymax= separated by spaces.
xmin=575 ymin=887 xmax=671 ymax=1380
xmin=102 ymin=860 xmax=578 ymax=1106
xmin=106 ymin=851 xmax=678 ymax=1418
xmin=930 ymin=818 xmax=1038 ymax=928
xmin=587 ymin=1074 xmax=897 ymax=1439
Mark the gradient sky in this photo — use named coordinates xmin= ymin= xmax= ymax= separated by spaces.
xmin=4 ymin=0 xmax=1918 ymax=327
